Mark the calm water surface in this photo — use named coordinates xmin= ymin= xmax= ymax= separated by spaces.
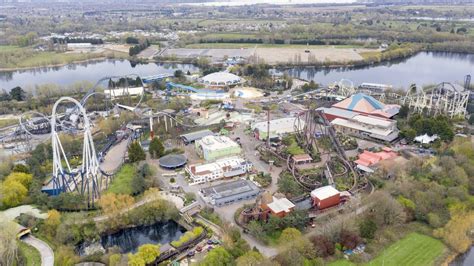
xmin=1 ymin=52 xmax=473 ymax=91
xmin=0 ymin=60 xmax=198 ymax=90
xmin=275 ymin=52 xmax=474 ymax=89
xmin=99 ymin=220 xmax=185 ymax=253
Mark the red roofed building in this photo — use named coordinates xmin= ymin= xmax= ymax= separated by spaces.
xmin=354 ymin=148 xmax=398 ymax=167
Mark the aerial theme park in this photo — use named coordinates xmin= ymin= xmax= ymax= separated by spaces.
xmin=0 ymin=1 xmax=473 ymax=266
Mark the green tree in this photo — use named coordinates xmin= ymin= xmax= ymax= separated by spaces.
xmin=9 ymin=86 xmax=25 ymax=101
xmin=359 ymin=219 xmax=377 ymax=239
xmin=174 ymin=70 xmax=184 ymax=78
xmin=137 ymin=244 xmax=160 ymax=264
xmin=54 ymin=246 xmax=79 ymax=266
xmin=200 ymin=247 xmax=233 ymax=266
xmin=128 ymin=253 xmax=145 ymax=266
xmin=236 ymin=251 xmax=264 ymax=266
xmin=109 ymin=254 xmax=122 ymax=266
xmin=149 ymin=137 xmax=165 ymax=159
xmin=44 ymin=209 xmax=61 ymax=239
xmin=128 ymin=141 xmax=146 ymax=163
xmin=278 ymin=227 xmax=302 ymax=246
xmin=398 ymin=104 xmax=409 ymax=118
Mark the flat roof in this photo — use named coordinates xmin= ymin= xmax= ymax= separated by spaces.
xmin=189 ymin=156 xmax=248 ymax=175
xmin=180 ymin=129 xmax=214 ymax=142
xmin=292 ymin=154 xmax=313 ymax=162
xmin=197 ymin=135 xmax=240 ymax=150
xmin=201 ymin=179 xmax=260 ymax=200
xmin=267 ymin=197 xmax=295 ymax=213
xmin=317 ymin=107 xmax=357 ymax=120
xmin=311 ymin=185 xmax=340 ymax=200
xmin=352 ymin=115 xmax=394 ymax=128
xmin=252 ymin=117 xmax=304 ymax=134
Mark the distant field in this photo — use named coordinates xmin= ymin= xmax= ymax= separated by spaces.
xmin=185 ymin=43 xmax=361 ymax=49
xmin=200 ymin=33 xmax=259 ymax=40
xmin=329 ymin=233 xmax=445 ymax=266
xmin=0 ymin=45 xmax=21 ymax=52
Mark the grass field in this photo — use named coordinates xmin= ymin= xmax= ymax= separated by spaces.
xmin=329 ymin=233 xmax=445 ymax=266
xmin=106 ymin=164 xmax=136 ymax=195
xmin=0 ymin=45 xmax=22 ymax=52
xmin=18 ymin=241 xmax=41 ymax=266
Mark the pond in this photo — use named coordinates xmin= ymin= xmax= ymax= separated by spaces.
xmin=79 ymin=220 xmax=186 ymax=254
xmin=274 ymin=52 xmax=474 ymax=89
xmin=0 ymin=60 xmax=198 ymax=91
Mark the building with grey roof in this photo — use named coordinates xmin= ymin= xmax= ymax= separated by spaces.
xmin=199 ymin=179 xmax=261 ymax=207
xmin=180 ymin=129 xmax=214 ymax=144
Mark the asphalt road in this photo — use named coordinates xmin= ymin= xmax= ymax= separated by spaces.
xmin=22 ymin=235 xmax=54 ymax=266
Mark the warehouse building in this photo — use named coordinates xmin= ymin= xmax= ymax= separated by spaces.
xmin=252 ymin=117 xmax=305 ymax=141
xmin=195 ymin=135 xmax=242 ymax=161
xmin=185 ymin=156 xmax=253 ymax=185
xmin=310 ymin=186 xmax=340 ymax=210
xmin=200 ymin=179 xmax=261 ymax=207
xmin=180 ymin=129 xmax=214 ymax=145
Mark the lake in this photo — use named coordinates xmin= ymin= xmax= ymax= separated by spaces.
xmin=450 ymin=246 xmax=474 ymax=266
xmin=275 ymin=52 xmax=474 ymax=89
xmin=0 ymin=60 xmax=198 ymax=91
xmin=0 ymin=52 xmax=473 ymax=91
xmin=96 ymin=220 xmax=185 ymax=254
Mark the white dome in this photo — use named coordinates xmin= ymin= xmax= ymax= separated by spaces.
xmin=201 ymin=72 xmax=242 ymax=86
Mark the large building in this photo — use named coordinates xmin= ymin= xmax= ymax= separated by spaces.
xmin=200 ymin=72 xmax=242 ymax=89
xmin=310 ymin=186 xmax=341 ymax=210
xmin=185 ymin=156 xmax=253 ymax=185
xmin=330 ymin=114 xmax=399 ymax=142
xmin=195 ymin=135 xmax=241 ymax=161
xmin=332 ymin=93 xmax=400 ymax=119
xmin=200 ymin=179 xmax=261 ymax=207
xmin=252 ymin=117 xmax=305 ymax=140
xmin=318 ymin=93 xmax=400 ymax=142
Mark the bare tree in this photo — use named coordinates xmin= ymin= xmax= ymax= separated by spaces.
xmin=0 ymin=220 xmax=18 ymax=266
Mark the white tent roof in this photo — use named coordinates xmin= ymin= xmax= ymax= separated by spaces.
xmin=414 ymin=134 xmax=438 ymax=144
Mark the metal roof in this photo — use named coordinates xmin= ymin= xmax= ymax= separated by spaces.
xmin=180 ymin=129 xmax=214 ymax=142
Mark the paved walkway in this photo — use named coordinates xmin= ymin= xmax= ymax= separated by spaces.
xmin=0 ymin=205 xmax=53 ymax=266
xmin=22 ymin=235 xmax=54 ymax=266
xmin=100 ymin=139 xmax=129 ymax=172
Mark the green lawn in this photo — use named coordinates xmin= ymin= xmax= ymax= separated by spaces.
xmin=18 ymin=241 xmax=41 ymax=266
xmin=367 ymin=233 xmax=445 ymax=266
xmin=329 ymin=233 xmax=445 ymax=266
xmin=106 ymin=164 xmax=136 ymax=195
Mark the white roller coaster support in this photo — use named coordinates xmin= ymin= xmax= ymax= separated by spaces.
xmin=51 ymin=97 xmax=102 ymax=206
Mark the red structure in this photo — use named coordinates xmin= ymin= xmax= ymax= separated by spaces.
xmin=310 ymin=186 xmax=341 ymax=210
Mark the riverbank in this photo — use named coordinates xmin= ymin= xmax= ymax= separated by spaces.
xmin=0 ymin=45 xmax=128 ymax=72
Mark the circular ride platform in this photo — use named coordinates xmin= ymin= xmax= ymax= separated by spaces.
xmin=159 ymin=154 xmax=187 ymax=169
